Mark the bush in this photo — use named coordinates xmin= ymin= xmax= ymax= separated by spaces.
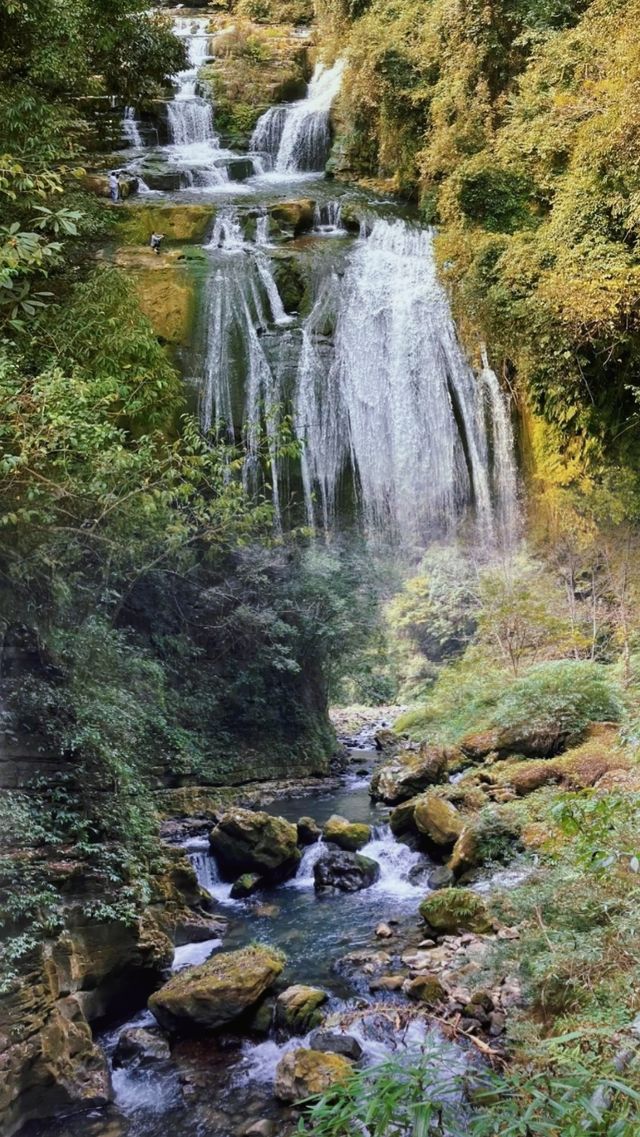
xmin=493 ymin=660 xmax=622 ymax=739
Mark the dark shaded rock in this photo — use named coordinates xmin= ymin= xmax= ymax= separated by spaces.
xmin=297 ymin=816 xmax=321 ymax=846
xmin=308 ymin=1029 xmax=363 ymax=1061
xmin=112 ymin=1027 xmax=170 ymax=1068
xmin=313 ymin=850 xmax=380 ymax=893
xmin=428 ymin=865 xmax=455 ymax=890
xmin=173 ymin=915 xmax=227 ymax=946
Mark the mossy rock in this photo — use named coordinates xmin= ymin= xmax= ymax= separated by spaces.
xmin=370 ymin=744 xmax=452 ymax=804
xmin=118 ymin=203 xmax=216 ymax=246
xmin=148 ymin=944 xmax=285 ymax=1032
xmin=276 ymin=984 xmax=328 ymax=1033
xmin=419 ymin=889 xmax=493 ymax=935
xmin=404 ymin=974 xmax=446 ymax=1005
xmin=210 ymin=807 xmax=301 ymax=883
xmin=230 ymin=872 xmax=263 ymax=899
xmin=271 ymin=252 xmax=306 ymax=312
xmin=274 ymin=1048 xmax=352 ymax=1103
xmin=268 ymin=199 xmax=315 ymax=236
xmin=323 ymin=814 xmax=371 ymax=852
xmin=414 ymin=794 xmax=464 ymax=849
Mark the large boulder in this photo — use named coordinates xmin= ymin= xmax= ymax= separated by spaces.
xmin=274 ymin=1048 xmax=352 ymax=1103
xmin=148 ymin=945 xmax=284 ymax=1033
xmin=276 ymin=985 xmax=328 ymax=1033
xmin=419 ymin=890 xmax=493 ymax=935
xmin=413 ymin=795 xmax=464 ymax=849
xmin=210 ymin=808 xmax=301 ymax=883
xmin=389 ymin=796 xmax=421 ymax=836
xmin=314 ymin=850 xmax=380 ymax=893
xmin=370 ymin=744 xmax=452 ymax=804
xmin=323 ymin=815 xmax=371 ymax=852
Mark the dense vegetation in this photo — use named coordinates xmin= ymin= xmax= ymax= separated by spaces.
xmin=0 ymin=0 xmax=376 ymax=988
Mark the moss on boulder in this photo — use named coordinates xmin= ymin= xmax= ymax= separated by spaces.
xmin=276 ymin=984 xmax=328 ymax=1032
xmin=113 ymin=252 xmax=197 ymax=347
xmin=370 ymin=743 xmax=452 ymax=804
xmin=323 ymin=814 xmax=371 ymax=852
xmin=414 ymin=794 xmax=464 ymax=849
xmin=274 ymin=1048 xmax=352 ymax=1103
xmin=419 ymin=889 xmax=493 ymax=935
xmin=117 ymin=203 xmax=216 ymax=246
xmin=210 ymin=807 xmax=301 ymax=883
xmin=148 ymin=944 xmax=284 ymax=1032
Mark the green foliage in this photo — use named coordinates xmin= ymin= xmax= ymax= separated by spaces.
xmin=493 ymin=660 xmax=622 ymax=738
xmin=296 ymin=1038 xmax=640 ymax=1135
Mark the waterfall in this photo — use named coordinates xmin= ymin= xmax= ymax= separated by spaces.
xmin=251 ymin=60 xmax=345 ymax=174
xmin=199 ymin=208 xmax=295 ymax=519
xmin=122 ymin=107 xmax=142 ymax=148
xmin=479 ymin=347 xmax=520 ymax=543
xmin=165 ymin=16 xmax=230 ymax=188
xmin=295 ymin=219 xmax=507 ymax=541
xmin=197 ymin=215 xmax=516 ymax=543
xmin=313 ymin=200 xmax=345 ymax=235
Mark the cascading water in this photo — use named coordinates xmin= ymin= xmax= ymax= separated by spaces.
xmin=251 ymin=60 xmax=345 ymax=174
xmin=165 ymin=16 xmax=231 ymax=188
xmin=197 ymin=215 xmax=517 ymax=543
xmin=122 ymin=106 xmax=143 ymax=148
xmin=198 ymin=208 xmax=295 ymax=517
xmin=296 ymin=218 xmax=514 ymax=541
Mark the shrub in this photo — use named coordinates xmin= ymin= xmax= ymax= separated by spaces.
xmin=492 ymin=660 xmax=622 ymax=740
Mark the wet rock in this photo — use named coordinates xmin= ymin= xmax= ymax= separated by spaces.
xmin=308 ymin=1029 xmax=363 ymax=1061
xmin=297 ymin=816 xmax=321 ymax=846
xmin=274 ymin=1049 xmax=352 ymax=1103
xmin=369 ymin=975 xmax=405 ymax=992
xmin=419 ymin=890 xmax=493 ymax=935
xmin=337 ymin=949 xmax=392 ymax=977
xmin=174 ymin=915 xmax=227 ymax=946
xmin=210 ymin=808 xmax=301 ymax=884
xmin=314 ymin=849 xmax=380 ymax=893
xmin=389 ymin=796 xmax=421 ymax=836
xmin=428 ymin=865 xmax=455 ymax=890
xmin=323 ymin=814 xmax=371 ymax=852
xmin=374 ymin=727 xmax=400 ymax=752
xmin=414 ymin=795 xmax=464 ymax=849
xmin=268 ymin=199 xmax=315 ymax=237
xmin=112 ymin=1027 xmax=170 ymax=1067
xmin=148 ymin=945 xmax=285 ymax=1033
xmin=404 ymin=974 xmax=446 ymax=1005
xmin=230 ymin=873 xmax=263 ymax=899
xmin=370 ymin=743 xmax=452 ymax=804
xmin=242 ymin=1122 xmax=276 ymax=1137
xmin=276 ymin=985 xmax=328 ymax=1033
xmin=375 ymin=922 xmax=394 ymax=939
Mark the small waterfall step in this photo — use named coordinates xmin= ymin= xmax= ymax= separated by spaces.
xmin=251 ymin=60 xmax=345 ymax=175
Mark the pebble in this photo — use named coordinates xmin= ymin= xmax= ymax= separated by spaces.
xmin=375 ymin=922 xmax=394 ymax=939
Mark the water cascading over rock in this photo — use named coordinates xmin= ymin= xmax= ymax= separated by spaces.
xmin=196 ymin=210 xmax=517 ymax=545
xmin=251 ymin=60 xmax=345 ymax=173
xmin=166 ymin=17 xmax=229 ymax=188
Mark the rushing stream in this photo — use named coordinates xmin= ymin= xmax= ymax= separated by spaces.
xmin=19 ymin=12 xmax=526 ymax=1136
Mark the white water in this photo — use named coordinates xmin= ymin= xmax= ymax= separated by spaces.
xmin=183 ymin=836 xmax=237 ymax=905
xmin=122 ymin=107 xmax=143 ymax=148
xmin=197 ymin=214 xmax=517 ymax=543
xmin=313 ymin=199 xmax=346 ymax=235
xmin=165 ymin=17 xmax=234 ymax=190
xmin=251 ymin=60 xmax=345 ymax=174
xmin=171 ymin=938 xmax=222 ymax=971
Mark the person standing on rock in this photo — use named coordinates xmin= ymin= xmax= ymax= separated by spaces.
xmin=150 ymin=232 xmax=165 ymax=256
xmin=108 ymin=171 xmax=119 ymax=202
